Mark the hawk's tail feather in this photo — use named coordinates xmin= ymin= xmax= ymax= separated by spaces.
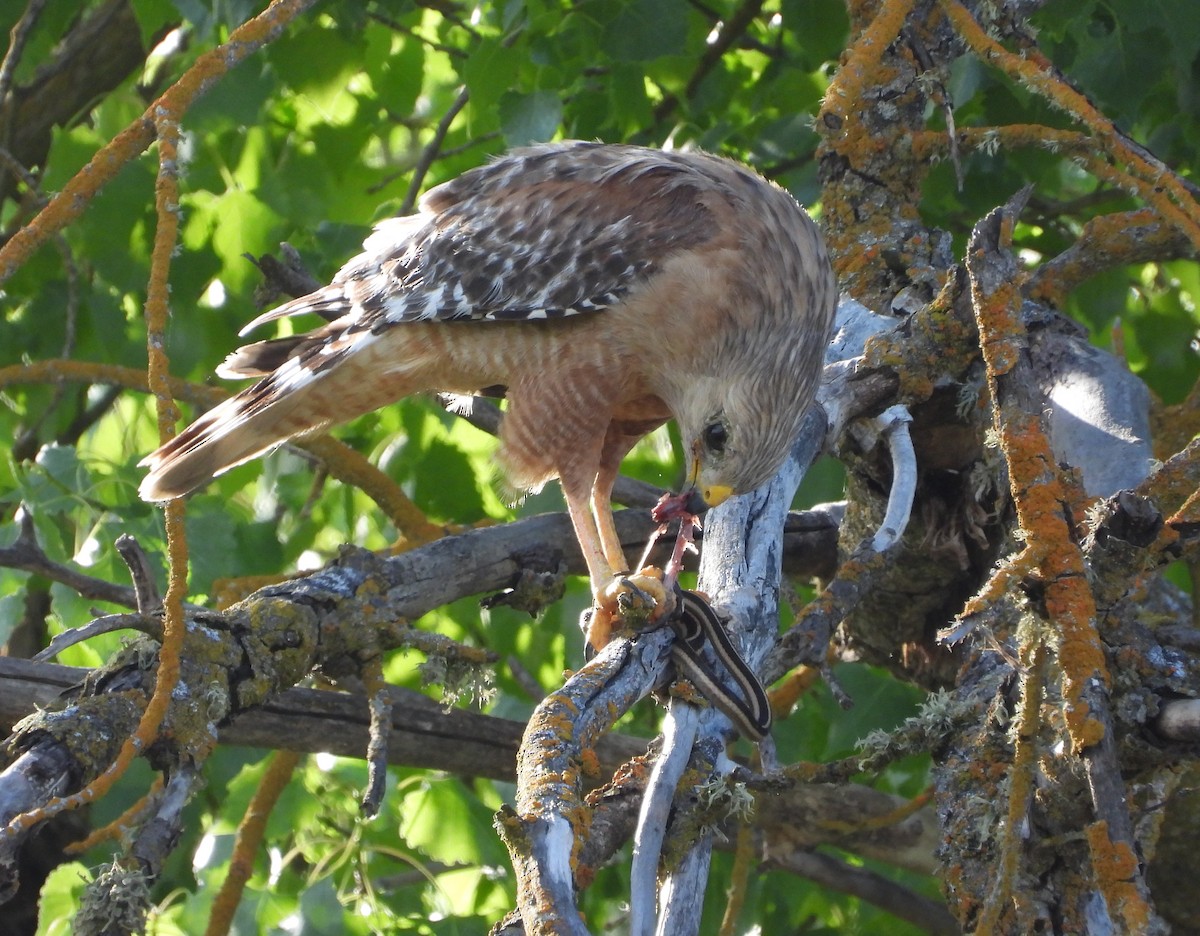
xmin=238 ymin=284 xmax=351 ymax=336
xmin=139 ymin=328 xmax=410 ymax=501
xmin=137 ymin=375 xmax=329 ymax=501
xmin=217 ymin=335 xmax=309 ymax=378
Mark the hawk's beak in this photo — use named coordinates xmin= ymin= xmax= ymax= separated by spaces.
xmin=700 ymin=483 xmax=733 ymax=507
xmin=685 ymin=457 xmax=734 ymax=512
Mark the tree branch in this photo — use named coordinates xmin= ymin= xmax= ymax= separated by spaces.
xmin=0 ymin=657 xmax=647 ymax=785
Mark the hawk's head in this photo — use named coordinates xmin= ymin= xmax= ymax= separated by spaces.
xmin=672 ymin=351 xmax=824 ymax=510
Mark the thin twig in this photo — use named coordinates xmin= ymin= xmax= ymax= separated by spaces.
xmin=0 ymin=508 xmax=143 ymax=610
xmin=361 ymin=672 xmax=393 ymax=818
xmin=114 ymin=535 xmax=162 ymax=613
xmin=0 ymin=0 xmax=50 ymax=111
xmin=869 ymin=405 xmax=915 ymax=551
xmin=399 ymin=86 xmax=470 ymax=215
xmin=33 ymin=613 xmax=159 ymax=663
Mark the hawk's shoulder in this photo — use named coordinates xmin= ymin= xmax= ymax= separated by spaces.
xmin=331 ymin=142 xmax=730 ymax=329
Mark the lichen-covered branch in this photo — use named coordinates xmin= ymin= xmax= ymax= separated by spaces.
xmin=498 ymin=630 xmax=675 ymax=936
xmin=938 ymin=0 xmax=1200 ymax=253
xmin=0 ymin=527 xmax=606 ymax=901
xmin=942 ymin=196 xmax=1164 ymax=933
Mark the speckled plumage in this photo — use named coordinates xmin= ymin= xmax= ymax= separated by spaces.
xmin=140 ymin=141 xmax=837 ymax=636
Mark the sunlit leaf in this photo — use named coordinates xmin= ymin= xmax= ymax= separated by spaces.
xmin=35 ymin=862 xmax=93 ymax=936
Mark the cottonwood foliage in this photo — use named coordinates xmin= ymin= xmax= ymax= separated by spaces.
xmin=0 ymin=1 xmax=1197 ymax=933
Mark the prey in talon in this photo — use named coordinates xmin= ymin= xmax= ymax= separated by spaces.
xmin=666 ymin=591 xmax=773 ymax=742
xmin=582 ymin=490 xmax=701 ymax=653
xmin=651 ymin=488 xmax=709 ymax=526
xmin=646 ymin=489 xmax=707 ymax=592
xmin=644 ymin=492 xmax=772 ymax=741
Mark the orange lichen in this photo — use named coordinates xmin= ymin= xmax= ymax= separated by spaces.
xmin=211 ymin=575 xmax=292 ymax=610
xmin=974 ymin=640 xmax=1047 ymax=935
xmin=206 ymin=750 xmax=303 ymax=936
xmin=1170 ymin=489 xmax=1200 ymax=528
xmin=0 ymin=358 xmax=217 ymax=404
xmin=4 ymin=129 xmax=185 ymax=843
xmin=777 ymin=760 xmax=826 ymax=784
xmin=861 ymin=279 xmax=975 ymax=401
xmin=816 ymin=0 xmax=940 ymax=305
xmin=1137 ymin=439 xmax=1200 ymax=523
xmin=825 ymin=19 xmax=908 ymax=126
xmin=911 ymin=123 xmax=1094 ymax=164
xmin=969 ymin=211 xmax=1110 ymax=756
xmin=719 ymin=822 xmax=755 ymax=936
xmin=64 ymin=776 xmax=165 ymax=854
xmin=1084 ymin=821 xmax=1154 ymax=933
xmin=579 ymin=745 xmax=600 ymax=779
xmin=1027 ymin=208 xmax=1175 ymax=308
xmin=959 ymin=550 xmax=1023 ymax=620
xmin=302 ymin=435 xmax=445 ymax=546
xmin=938 ymin=0 xmax=1200 ymax=253
xmin=844 ymin=787 xmax=931 ymax=833
xmin=142 ymin=113 xmax=192 ymax=802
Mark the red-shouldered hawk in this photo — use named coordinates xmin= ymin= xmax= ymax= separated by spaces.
xmin=139 ymin=141 xmax=837 ymax=647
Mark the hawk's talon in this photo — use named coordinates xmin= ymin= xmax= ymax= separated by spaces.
xmin=615 ymin=577 xmax=656 ymax=613
xmin=584 ymin=566 xmax=676 ymax=652
xmin=603 ymin=567 xmax=670 ymax=622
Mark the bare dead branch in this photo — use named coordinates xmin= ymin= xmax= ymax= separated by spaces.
xmin=765 ymin=849 xmax=958 ymax=936
xmin=114 ymin=535 xmax=161 ymax=613
xmin=0 ymin=508 xmax=143 ymax=609
xmin=0 ymin=657 xmax=648 ymax=785
xmin=246 ymin=243 xmax=325 ymax=308
xmin=399 ymin=86 xmax=469 ymax=215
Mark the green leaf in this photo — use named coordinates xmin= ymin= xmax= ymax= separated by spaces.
xmin=399 ymin=778 xmax=507 ymax=867
xmin=207 ymin=189 xmax=285 ymax=294
xmin=408 ymin=437 xmax=490 ymax=523
xmin=780 ymin=0 xmax=851 ymax=68
xmin=0 ymin=594 xmax=21 ymax=647
xmin=603 ymin=0 xmax=690 ymax=61
xmin=1036 ymin=0 xmax=1200 ymax=116
xmin=184 ymin=510 xmax=240 ymax=591
xmin=464 ymin=38 xmax=524 ymax=114
xmin=295 ymin=876 xmax=346 ymax=935
xmin=267 ymin=23 xmax=366 ymax=112
xmin=499 ymin=90 xmax=562 ymax=146
xmin=607 ymin=64 xmax=653 ymax=133
xmin=130 ymin=0 xmax=181 ymax=48
xmin=374 ymin=33 xmax=426 ymax=119
xmin=36 ymin=862 xmax=93 ymax=936
xmin=826 ymin=663 xmax=924 ymax=757
xmin=188 ymin=56 xmax=277 ymax=128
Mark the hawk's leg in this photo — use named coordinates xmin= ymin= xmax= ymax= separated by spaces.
xmin=579 ymin=438 xmax=673 ymax=650
xmin=562 ymin=482 xmax=624 ymax=650
xmin=564 ymin=484 xmax=667 ymax=652
xmin=590 ymin=482 xmax=629 ymax=578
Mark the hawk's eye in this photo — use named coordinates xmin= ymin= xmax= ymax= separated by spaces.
xmin=702 ymin=422 xmax=728 ymax=454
